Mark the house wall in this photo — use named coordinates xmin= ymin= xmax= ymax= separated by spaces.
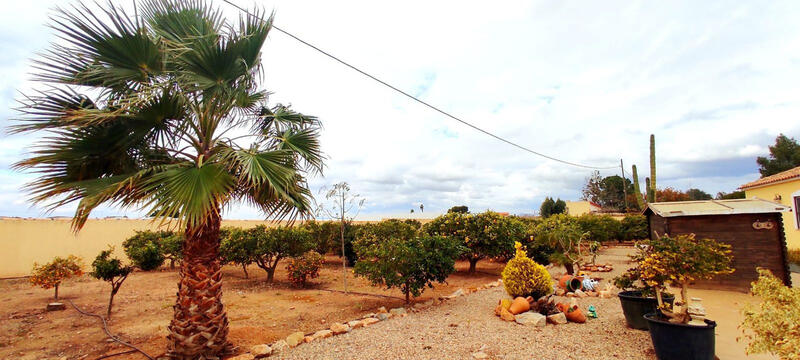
xmin=648 ymin=213 xmax=790 ymax=291
xmin=565 ymin=201 xmax=598 ymax=216
xmin=0 ymin=218 xmax=304 ymax=278
xmin=744 ymin=179 xmax=800 ymax=250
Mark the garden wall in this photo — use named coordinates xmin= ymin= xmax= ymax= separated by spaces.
xmin=0 ymin=218 xmax=387 ymax=278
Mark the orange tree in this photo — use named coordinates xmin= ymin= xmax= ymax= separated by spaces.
xmin=11 ymin=1 xmax=321 ymax=357
xmin=30 ymin=255 xmax=83 ymax=300
xmin=638 ymin=234 xmax=734 ymax=323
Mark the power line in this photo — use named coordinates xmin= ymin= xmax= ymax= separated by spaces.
xmin=221 ymin=0 xmax=619 ymax=170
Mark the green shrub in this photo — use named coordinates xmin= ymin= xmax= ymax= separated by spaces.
xmin=301 ymin=220 xmax=340 ymax=255
xmin=424 ymin=211 xmax=520 ymax=274
xmin=534 ymin=214 xmax=587 ymax=274
xmin=576 ymin=214 xmax=621 ymax=242
xmin=122 ymin=230 xmax=171 ymax=270
xmin=161 ymin=233 xmax=184 ymax=268
xmin=253 ymin=226 xmax=313 ymax=282
xmin=219 ymin=227 xmax=258 ymax=278
xmin=502 ymin=242 xmax=553 ymax=298
xmin=354 ymin=234 xmax=463 ymax=303
xmin=286 ymin=251 xmax=324 ymax=287
xmin=90 ymin=247 xmax=133 ymax=319
xmin=620 ymin=215 xmax=648 ymax=240
xmin=740 ymin=268 xmax=800 ymax=359
xmin=540 ymin=197 xmax=566 ymax=218
xmin=447 ymin=205 xmax=469 ymax=213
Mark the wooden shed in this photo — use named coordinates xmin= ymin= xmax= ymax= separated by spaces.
xmin=644 ymin=198 xmax=792 ymax=292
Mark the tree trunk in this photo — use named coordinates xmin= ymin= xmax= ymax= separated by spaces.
xmin=267 ymin=267 xmax=276 ymax=283
xmin=241 ymin=264 xmax=248 ymax=279
xmin=54 ymin=283 xmax=59 ymax=300
xmin=166 ymin=211 xmax=232 ymax=359
xmin=404 ymin=281 xmax=410 ymax=304
xmin=107 ymin=288 xmax=117 ymax=320
xmin=468 ymin=258 xmax=479 ymax=274
xmin=564 ymin=263 xmax=575 ymax=275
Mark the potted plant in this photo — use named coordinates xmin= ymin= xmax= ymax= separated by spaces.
xmin=639 ymin=234 xmax=734 ymax=360
xmin=613 ymin=243 xmax=674 ymax=330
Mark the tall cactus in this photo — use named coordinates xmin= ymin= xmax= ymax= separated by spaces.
xmin=632 ymin=165 xmax=645 ymax=209
xmin=647 ymin=134 xmax=657 ymax=203
xmin=645 ymin=177 xmax=651 ymax=203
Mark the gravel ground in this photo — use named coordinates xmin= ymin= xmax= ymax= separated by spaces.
xmin=277 ymin=285 xmax=655 ymax=360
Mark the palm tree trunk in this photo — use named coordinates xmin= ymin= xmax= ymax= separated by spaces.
xmin=166 ymin=211 xmax=232 ymax=359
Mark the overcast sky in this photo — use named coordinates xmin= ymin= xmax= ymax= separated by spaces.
xmin=1 ymin=0 xmax=799 ymax=220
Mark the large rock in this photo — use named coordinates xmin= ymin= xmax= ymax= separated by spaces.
xmin=272 ymin=340 xmax=289 ymax=353
xmin=311 ymin=329 xmax=332 ymax=341
xmin=472 ymin=351 xmax=489 ymax=359
xmin=348 ymin=320 xmax=364 ymax=329
xmin=446 ymin=289 xmax=465 ymax=299
xmin=250 ymin=344 xmax=272 ymax=358
xmin=330 ymin=322 xmax=350 ymax=335
xmin=389 ymin=308 xmax=406 ymax=316
xmin=286 ymin=332 xmax=305 ymax=348
xmin=361 ymin=317 xmax=380 ymax=326
xmin=547 ymin=312 xmax=567 ymax=325
xmin=515 ymin=312 xmax=546 ymax=327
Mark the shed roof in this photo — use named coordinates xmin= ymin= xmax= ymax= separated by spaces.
xmin=644 ymin=198 xmax=790 ymax=218
xmin=740 ymin=166 xmax=800 ymax=190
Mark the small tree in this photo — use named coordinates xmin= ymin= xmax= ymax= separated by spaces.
xmin=253 ymin=226 xmax=312 ymax=282
xmin=286 ymin=251 xmax=324 ymax=287
xmin=30 ymin=255 xmax=83 ymax=300
xmin=620 ymin=215 xmax=648 ymax=240
xmin=316 ymin=182 xmax=365 ymax=293
xmin=219 ymin=227 xmax=258 ymax=279
xmin=161 ymin=233 xmax=184 ymax=269
xmin=533 ymin=214 xmax=587 ymax=274
xmin=740 ymin=268 xmax=800 ymax=360
xmin=122 ymin=230 xmax=167 ymax=271
xmin=638 ymin=234 xmax=734 ymax=323
xmin=540 ymin=197 xmax=566 ymax=217
xmin=354 ymin=234 xmax=463 ymax=303
xmin=447 ymin=205 xmax=469 ymax=214
xmin=90 ymin=247 xmax=133 ymax=319
xmin=301 ymin=220 xmax=340 ymax=255
xmin=757 ymin=133 xmax=800 ymax=177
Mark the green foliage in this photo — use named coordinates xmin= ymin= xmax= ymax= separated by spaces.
xmin=358 ymin=219 xmax=419 ymax=242
xmin=424 ymin=211 xmax=521 ymax=273
xmin=716 ymin=190 xmax=746 ymax=200
xmin=576 ymin=214 xmax=621 ymax=242
xmin=286 ymin=251 xmax=324 ymax=287
xmin=581 ymin=172 xmax=634 ymax=211
xmin=447 ymin=205 xmax=469 ymax=214
xmin=539 ymin=197 xmax=567 ymax=218
xmin=30 ymin=255 xmax=84 ymax=300
xmin=788 ymin=248 xmax=800 ymax=267
xmin=219 ymin=227 xmax=258 ymax=278
xmin=301 ymin=220 xmax=340 ymax=255
xmin=740 ymin=268 xmax=800 ymax=359
xmin=90 ymin=247 xmax=133 ymax=319
xmin=161 ymin=233 xmax=184 ymax=268
xmin=253 ymin=226 xmax=313 ymax=282
xmin=757 ymin=134 xmax=800 ymax=177
xmin=354 ymin=234 xmax=463 ymax=303
xmin=502 ymin=242 xmax=553 ymax=298
xmin=533 ymin=214 xmax=587 ymax=273
xmin=123 ymin=231 xmax=169 ymax=271
xmin=686 ymin=188 xmax=712 ymax=200
xmin=620 ymin=214 xmax=648 ymax=240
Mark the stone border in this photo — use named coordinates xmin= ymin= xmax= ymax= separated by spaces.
xmin=229 ymin=280 xmax=504 ymax=359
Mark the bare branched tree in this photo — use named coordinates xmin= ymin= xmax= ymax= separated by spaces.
xmin=316 ymin=182 xmax=365 ymax=293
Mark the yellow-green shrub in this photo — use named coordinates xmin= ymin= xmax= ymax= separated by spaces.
xmin=502 ymin=242 xmax=553 ymax=298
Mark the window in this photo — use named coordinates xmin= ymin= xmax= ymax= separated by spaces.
xmin=794 ymin=190 xmax=800 ymax=230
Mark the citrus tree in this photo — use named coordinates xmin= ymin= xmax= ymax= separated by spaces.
xmin=253 ymin=226 xmax=313 ymax=282
xmin=30 ymin=255 xmax=83 ymax=300
xmin=90 ymin=247 xmax=134 ymax=319
xmin=12 ymin=1 xmax=321 ymax=357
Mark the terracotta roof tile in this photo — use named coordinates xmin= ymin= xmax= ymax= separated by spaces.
xmin=740 ymin=166 xmax=800 ymax=190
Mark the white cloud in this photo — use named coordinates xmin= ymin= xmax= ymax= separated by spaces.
xmin=1 ymin=0 xmax=799 ymax=219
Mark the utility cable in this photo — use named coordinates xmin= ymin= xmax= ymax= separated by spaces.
xmin=221 ymin=0 xmax=619 ymax=170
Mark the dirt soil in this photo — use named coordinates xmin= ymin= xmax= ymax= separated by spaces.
xmin=0 ymin=256 xmax=504 ymax=360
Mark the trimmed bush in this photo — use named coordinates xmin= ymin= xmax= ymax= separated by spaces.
xmin=576 ymin=214 xmax=621 ymax=242
xmin=502 ymin=242 xmax=553 ymax=298
xmin=160 ymin=233 xmax=183 ymax=268
xmin=122 ymin=230 xmax=169 ymax=270
xmin=354 ymin=234 xmax=463 ymax=303
xmin=620 ymin=214 xmax=648 ymax=240
xmin=30 ymin=255 xmax=83 ymax=300
xmin=286 ymin=251 xmax=324 ymax=287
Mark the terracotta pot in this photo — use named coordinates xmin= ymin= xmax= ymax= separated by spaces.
xmin=558 ymin=275 xmax=584 ymax=292
xmin=508 ymin=296 xmax=534 ymax=315
xmin=556 ymin=302 xmax=568 ymax=313
xmin=565 ymin=305 xmax=587 ymax=323
xmin=495 ymin=298 xmax=512 ymax=316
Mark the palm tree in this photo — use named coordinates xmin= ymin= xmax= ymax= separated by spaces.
xmin=11 ymin=1 xmax=322 ymax=358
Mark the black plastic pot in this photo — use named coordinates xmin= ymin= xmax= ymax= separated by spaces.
xmin=618 ymin=291 xmax=674 ymax=330
xmin=644 ymin=313 xmax=716 ymax=360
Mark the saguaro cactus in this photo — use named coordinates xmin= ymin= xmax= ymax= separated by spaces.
xmin=632 ymin=165 xmax=645 ymax=209
xmin=648 ymin=134 xmax=657 ymax=203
